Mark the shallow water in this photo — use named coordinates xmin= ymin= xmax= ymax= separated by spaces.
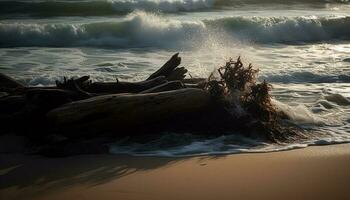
xmin=0 ymin=0 xmax=349 ymax=156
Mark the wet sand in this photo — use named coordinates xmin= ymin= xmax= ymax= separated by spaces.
xmin=1 ymin=144 xmax=350 ymax=200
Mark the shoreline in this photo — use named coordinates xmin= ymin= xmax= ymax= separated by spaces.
xmin=1 ymin=143 xmax=350 ymax=200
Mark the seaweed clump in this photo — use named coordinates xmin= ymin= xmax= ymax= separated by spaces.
xmin=206 ymin=57 xmax=298 ymax=142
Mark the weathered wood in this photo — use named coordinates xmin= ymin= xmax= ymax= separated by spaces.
xmin=147 ymin=53 xmax=181 ymax=80
xmin=55 ymin=77 xmax=93 ymax=98
xmin=73 ymin=75 xmax=91 ymax=86
xmin=184 ymin=83 xmax=203 ymax=89
xmin=167 ymin=67 xmax=188 ymax=81
xmin=183 ymin=78 xmax=207 ymax=89
xmin=0 ymin=73 xmax=24 ymax=89
xmin=85 ymin=76 xmax=167 ymax=93
xmin=140 ymin=81 xmax=185 ymax=94
xmin=47 ymin=88 xmax=212 ymax=136
xmin=183 ymin=78 xmax=207 ymax=84
xmin=25 ymin=88 xmax=91 ymax=104
xmin=0 ymin=89 xmax=89 ymax=126
xmin=0 ymin=54 xmax=217 ymax=138
xmin=1 ymin=89 xmax=78 ymax=122
xmin=56 ymin=76 xmax=92 ymax=92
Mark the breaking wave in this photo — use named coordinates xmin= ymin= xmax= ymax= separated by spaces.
xmin=1 ymin=12 xmax=350 ymax=47
xmin=205 ymin=15 xmax=350 ymax=43
xmin=0 ymin=11 xmax=205 ymax=48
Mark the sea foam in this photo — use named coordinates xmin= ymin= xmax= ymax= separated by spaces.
xmin=1 ymin=12 xmax=350 ymax=48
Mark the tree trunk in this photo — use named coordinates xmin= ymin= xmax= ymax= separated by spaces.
xmin=0 ymin=73 xmax=24 ymax=88
xmin=85 ymin=76 xmax=167 ymax=94
xmin=47 ymin=88 xmax=212 ymax=136
xmin=140 ymin=81 xmax=185 ymax=94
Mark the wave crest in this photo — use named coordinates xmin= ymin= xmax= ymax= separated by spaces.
xmin=205 ymin=16 xmax=350 ymax=43
xmin=1 ymin=12 xmax=350 ymax=47
xmin=0 ymin=11 xmax=206 ymax=48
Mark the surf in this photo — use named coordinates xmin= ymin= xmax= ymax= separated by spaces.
xmin=1 ymin=12 xmax=350 ymax=48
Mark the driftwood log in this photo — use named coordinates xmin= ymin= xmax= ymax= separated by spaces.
xmin=47 ymin=88 xmax=212 ymax=136
xmin=0 ymin=53 xmax=300 ymax=156
xmin=54 ymin=53 xmax=190 ymax=94
xmin=85 ymin=76 xmax=167 ymax=94
xmin=147 ymin=53 xmax=184 ymax=80
xmin=0 ymin=73 xmax=24 ymax=90
xmin=0 ymin=53 xmax=288 ymax=140
xmin=0 ymin=53 xmax=211 ymax=137
xmin=140 ymin=81 xmax=185 ymax=94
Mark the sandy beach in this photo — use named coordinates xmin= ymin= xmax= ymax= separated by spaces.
xmin=1 ymin=143 xmax=350 ymax=200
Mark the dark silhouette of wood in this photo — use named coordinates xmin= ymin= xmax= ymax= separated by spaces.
xmin=140 ymin=81 xmax=185 ymax=94
xmin=47 ymin=88 xmax=211 ymax=136
xmin=0 ymin=73 xmax=24 ymax=89
xmin=85 ymin=76 xmax=167 ymax=93
xmin=183 ymin=78 xmax=206 ymax=84
xmin=0 ymin=54 xmax=303 ymax=157
xmin=147 ymin=53 xmax=182 ymax=80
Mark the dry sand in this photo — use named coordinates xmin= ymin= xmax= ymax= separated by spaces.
xmin=1 ymin=143 xmax=350 ymax=200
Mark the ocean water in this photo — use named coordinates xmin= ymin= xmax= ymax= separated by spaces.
xmin=0 ymin=0 xmax=349 ymax=156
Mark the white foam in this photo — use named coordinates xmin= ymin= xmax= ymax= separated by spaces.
xmin=1 ymin=13 xmax=350 ymax=47
xmin=110 ymin=0 xmax=215 ymax=12
xmin=109 ymin=131 xmax=350 ymax=157
xmin=272 ymin=99 xmax=326 ymax=125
